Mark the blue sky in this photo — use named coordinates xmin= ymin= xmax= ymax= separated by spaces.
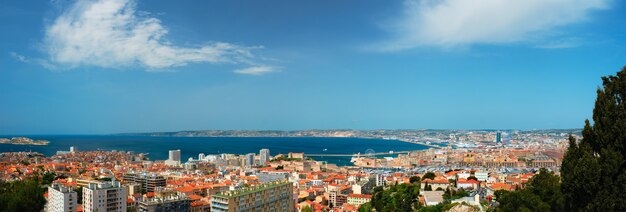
xmin=1 ymin=0 xmax=625 ymax=134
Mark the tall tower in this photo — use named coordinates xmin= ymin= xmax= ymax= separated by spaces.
xmin=496 ymin=131 xmax=502 ymax=143
xmin=259 ymin=149 xmax=270 ymax=165
xmin=169 ymin=149 xmax=181 ymax=162
xmin=246 ymin=153 xmax=256 ymax=166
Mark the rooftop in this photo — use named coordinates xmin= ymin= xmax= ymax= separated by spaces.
xmin=213 ymin=181 xmax=290 ymax=198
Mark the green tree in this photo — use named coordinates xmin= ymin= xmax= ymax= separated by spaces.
xmin=41 ymin=171 xmax=56 ymax=185
xmin=368 ymin=183 xmax=420 ymax=212
xmin=423 ymin=172 xmax=436 ymax=180
xmin=74 ymin=187 xmax=83 ymax=204
xmin=560 ymin=67 xmax=626 ymax=211
xmin=0 ymin=178 xmax=46 ymax=212
xmin=496 ymin=169 xmax=564 ymax=211
xmin=410 ymin=176 xmax=421 ymax=184
xmin=358 ymin=202 xmax=372 ymax=212
xmin=424 ymin=183 xmax=432 ymax=191
xmin=497 ymin=190 xmax=551 ymax=212
xmin=301 ymin=205 xmax=313 ymax=212
xmin=525 ymin=168 xmax=563 ymax=211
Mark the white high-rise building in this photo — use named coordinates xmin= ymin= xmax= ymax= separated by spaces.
xmin=198 ymin=153 xmax=205 ymax=161
xmin=165 ymin=149 xmax=182 ymax=166
xmin=83 ymin=181 xmax=127 ymax=212
xmin=47 ymin=183 xmax=77 ymax=212
xmin=169 ymin=149 xmax=181 ymax=161
xmin=246 ymin=153 xmax=255 ymax=166
xmin=259 ymin=149 xmax=271 ymax=165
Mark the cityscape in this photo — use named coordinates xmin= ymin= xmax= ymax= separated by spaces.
xmin=1 ymin=0 xmax=626 ymax=212
xmin=0 ymin=128 xmax=581 ymax=211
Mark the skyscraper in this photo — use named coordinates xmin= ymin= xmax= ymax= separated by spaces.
xmin=259 ymin=149 xmax=270 ymax=165
xmin=165 ymin=149 xmax=181 ymax=166
xmin=496 ymin=131 xmax=502 ymax=143
xmin=246 ymin=153 xmax=255 ymax=167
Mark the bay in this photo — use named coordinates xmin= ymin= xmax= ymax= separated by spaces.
xmin=0 ymin=135 xmax=429 ymax=166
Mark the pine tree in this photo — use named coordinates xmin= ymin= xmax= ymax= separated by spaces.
xmin=561 ymin=66 xmax=626 ymax=211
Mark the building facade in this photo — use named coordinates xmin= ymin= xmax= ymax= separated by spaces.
xmin=246 ymin=153 xmax=255 ymax=167
xmin=165 ymin=149 xmax=182 ymax=166
xmin=137 ymin=195 xmax=191 ymax=212
xmin=123 ymin=172 xmax=167 ymax=193
xmin=83 ymin=181 xmax=128 ymax=212
xmin=259 ymin=149 xmax=271 ymax=165
xmin=210 ymin=181 xmax=294 ymax=212
xmin=47 ymin=183 xmax=78 ymax=212
xmin=347 ymin=194 xmax=372 ymax=207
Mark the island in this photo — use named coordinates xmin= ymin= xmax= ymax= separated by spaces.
xmin=0 ymin=137 xmax=50 ymax=145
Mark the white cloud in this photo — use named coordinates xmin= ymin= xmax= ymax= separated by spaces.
xmin=233 ymin=66 xmax=279 ymax=75
xmin=10 ymin=52 xmax=28 ymax=62
xmin=383 ymin=0 xmax=610 ymax=50
xmin=43 ymin=0 xmax=268 ymax=71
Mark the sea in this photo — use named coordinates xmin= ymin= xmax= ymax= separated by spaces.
xmin=0 ymin=135 xmax=429 ymax=166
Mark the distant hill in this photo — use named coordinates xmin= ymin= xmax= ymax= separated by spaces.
xmin=117 ymin=129 xmax=582 ymax=138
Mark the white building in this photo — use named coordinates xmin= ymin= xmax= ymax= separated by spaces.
xmin=475 ymin=172 xmax=489 ymax=182
xmin=423 ymin=191 xmax=445 ymax=206
xmin=165 ymin=149 xmax=182 ymax=166
xmin=83 ymin=181 xmax=127 ymax=212
xmin=246 ymin=153 xmax=255 ymax=166
xmin=259 ymin=149 xmax=271 ymax=165
xmin=47 ymin=183 xmax=77 ymax=212
xmin=457 ymin=172 xmax=471 ymax=180
xmin=451 ymin=194 xmax=481 ymax=206
xmin=198 ymin=153 xmax=205 ymax=161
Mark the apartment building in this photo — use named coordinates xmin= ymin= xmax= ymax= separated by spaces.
xmin=123 ymin=171 xmax=166 ymax=192
xmin=83 ymin=181 xmax=128 ymax=212
xmin=211 ymin=181 xmax=294 ymax=212
xmin=47 ymin=183 xmax=78 ymax=212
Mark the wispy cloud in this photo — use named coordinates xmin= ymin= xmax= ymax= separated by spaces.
xmin=380 ymin=0 xmax=610 ymax=50
xmin=10 ymin=52 xmax=28 ymax=62
xmin=42 ymin=0 xmax=271 ymax=72
xmin=233 ymin=66 xmax=279 ymax=75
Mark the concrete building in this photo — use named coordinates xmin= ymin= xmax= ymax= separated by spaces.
xmin=475 ymin=172 xmax=489 ymax=182
xmin=198 ymin=153 xmax=205 ymax=161
xmin=123 ymin=171 xmax=166 ymax=193
xmin=211 ymin=181 xmax=294 ymax=212
xmin=346 ymin=194 xmax=372 ymax=207
xmin=371 ymin=174 xmax=386 ymax=187
xmin=328 ymin=184 xmax=351 ymax=208
xmin=257 ymin=171 xmax=290 ymax=183
xmin=288 ymin=152 xmax=304 ymax=160
xmin=165 ymin=149 xmax=182 ymax=166
xmin=47 ymin=183 xmax=78 ymax=212
xmin=423 ymin=191 xmax=445 ymax=206
xmin=259 ymin=149 xmax=271 ymax=165
xmin=137 ymin=192 xmax=191 ymax=212
xmin=83 ymin=181 xmax=127 ymax=212
xmin=351 ymin=179 xmax=373 ymax=195
xmin=246 ymin=153 xmax=255 ymax=167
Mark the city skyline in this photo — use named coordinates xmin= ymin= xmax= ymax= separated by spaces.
xmin=2 ymin=0 xmax=626 ymax=134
